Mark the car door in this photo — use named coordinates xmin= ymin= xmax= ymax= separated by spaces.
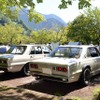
xmin=29 ymin=46 xmax=46 ymax=61
xmin=90 ymin=47 xmax=100 ymax=72
xmin=87 ymin=47 xmax=100 ymax=73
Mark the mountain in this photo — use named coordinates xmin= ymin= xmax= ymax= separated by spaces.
xmin=19 ymin=10 xmax=67 ymax=30
xmin=45 ymin=14 xmax=67 ymax=25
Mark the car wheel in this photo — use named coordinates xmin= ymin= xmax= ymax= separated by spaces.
xmin=79 ymin=68 xmax=91 ymax=86
xmin=21 ymin=63 xmax=30 ymax=76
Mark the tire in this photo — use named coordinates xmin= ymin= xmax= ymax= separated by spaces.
xmin=21 ymin=63 xmax=30 ymax=76
xmin=79 ymin=68 xmax=91 ymax=86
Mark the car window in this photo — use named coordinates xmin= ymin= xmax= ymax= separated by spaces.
xmin=7 ymin=46 xmax=27 ymax=54
xmin=42 ymin=46 xmax=51 ymax=54
xmin=49 ymin=47 xmax=82 ymax=58
xmin=87 ymin=47 xmax=100 ymax=57
xmin=95 ymin=46 xmax=100 ymax=52
xmin=30 ymin=46 xmax=42 ymax=54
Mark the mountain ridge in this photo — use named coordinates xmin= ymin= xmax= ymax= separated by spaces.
xmin=19 ymin=10 xmax=67 ymax=30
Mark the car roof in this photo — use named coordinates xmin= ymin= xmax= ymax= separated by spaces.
xmin=59 ymin=45 xmax=95 ymax=48
xmin=12 ymin=44 xmax=47 ymax=47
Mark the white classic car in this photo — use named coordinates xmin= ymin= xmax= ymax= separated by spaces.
xmin=0 ymin=44 xmax=51 ymax=76
xmin=29 ymin=45 xmax=100 ymax=86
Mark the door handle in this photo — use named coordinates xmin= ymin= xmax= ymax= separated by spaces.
xmin=30 ymin=56 xmax=33 ymax=58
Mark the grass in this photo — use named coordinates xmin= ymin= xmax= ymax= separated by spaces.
xmin=0 ymin=85 xmax=53 ymax=100
xmin=0 ymin=85 xmax=100 ymax=100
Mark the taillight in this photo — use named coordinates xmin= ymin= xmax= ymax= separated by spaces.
xmin=56 ymin=67 xmax=67 ymax=72
xmin=30 ymin=64 xmax=38 ymax=69
xmin=57 ymin=67 xmax=62 ymax=71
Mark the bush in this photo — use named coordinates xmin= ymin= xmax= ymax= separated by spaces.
xmin=93 ymin=87 xmax=100 ymax=100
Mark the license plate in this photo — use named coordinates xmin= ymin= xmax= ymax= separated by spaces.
xmin=42 ymin=68 xmax=52 ymax=74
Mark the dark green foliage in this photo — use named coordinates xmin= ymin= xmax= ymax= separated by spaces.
xmin=67 ymin=8 xmax=100 ymax=45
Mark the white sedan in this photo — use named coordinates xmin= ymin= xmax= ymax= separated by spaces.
xmin=29 ymin=45 xmax=100 ymax=86
xmin=0 ymin=44 xmax=51 ymax=76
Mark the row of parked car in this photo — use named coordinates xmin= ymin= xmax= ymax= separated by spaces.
xmin=0 ymin=44 xmax=100 ymax=86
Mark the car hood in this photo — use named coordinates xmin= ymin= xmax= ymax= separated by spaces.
xmin=0 ymin=54 xmax=14 ymax=59
xmin=31 ymin=57 xmax=77 ymax=65
xmin=0 ymin=54 xmax=25 ymax=59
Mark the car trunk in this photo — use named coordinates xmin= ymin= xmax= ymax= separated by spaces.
xmin=29 ymin=57 xmax=70 ymax=82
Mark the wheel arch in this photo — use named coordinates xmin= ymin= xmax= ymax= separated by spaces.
xmin=82 ymin=65 xmax=91 ymax=71
xmin=21 ymin=62 xmax=29 ymax=70
xmin=21 ymin=62 xmax=30 ymax=76
xmin=79 ymin=65 xmax=91 ymax=86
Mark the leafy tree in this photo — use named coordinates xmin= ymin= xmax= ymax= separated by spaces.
xmin=84 ymin=7 xmax=100 ymax=45
xmin=37 ymin=29 xmax=51 ymax=44
xmin=50 ymin=27 xmax=68 ymax=44
xmin=19 ymin=34 xmax=30 ymax=44
xmin=30 ymin=31 xmax=39 ymax=43
xmin=59 ymin=0 xmax=91 ymax=9
xmin=67 ymin=7 xmax=100 ymax=45
xmin=30 ymin=29 xmax=52 ymax=44
xmin=30 ymin=27 xmax=68 ymax=44
xmin=0 ymin=0 xmax=92 ymax=23
xmin=0 ymin=12 xmax=11 ymax=25
xmin=0 ymin=11 xmax=31 ymax=35
xmin=0 ymin=23 xmax=24 ymax=44
xmin=67 ymin=15 xmax=92 ymax=44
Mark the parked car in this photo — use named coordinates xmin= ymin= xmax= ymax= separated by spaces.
xmin=29 ymin=45 xmax=100 ymax=86
xmin=0 ymin=44 xmax=51 ymax=76
xmin=68 ymin=42 xmax=82 ymax=45
xmin=0 ymin=45 xmax=10 ymax=54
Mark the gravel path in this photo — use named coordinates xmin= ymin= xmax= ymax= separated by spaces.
xmin=0 ymin=72 xmax=100 ymax=100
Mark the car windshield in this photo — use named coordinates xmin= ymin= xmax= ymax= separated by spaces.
xmin=49 ymin=47 xmax=82 ymax=58
xmin=6 ymin=46 xmax=27 ymax=54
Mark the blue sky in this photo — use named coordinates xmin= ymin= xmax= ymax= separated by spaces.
xmin=35 ymin=0 xmax=100 ymax=23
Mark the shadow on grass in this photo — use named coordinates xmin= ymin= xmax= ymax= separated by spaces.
xmin=18 ymin=73 xmax=100 ymax=96
xmin=0 ymin=86 xmax=40 ymax=100
xmin=18 ymin=80 xmax=84 ymax=96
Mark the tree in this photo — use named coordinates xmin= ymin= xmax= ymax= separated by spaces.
xmin=67 ymin=15 xmax=92 ymax=44
xmin=0 ymin=23 xmax=24 ymax=44
xmin=0 ymin=0 xmax=92 ymax=23
xmin=84 ymin=7 xmax=100 ymax=45
xmin=30 ymin=29 xmax=52 ymax=44
xmin=58 ymin=0 xmax=91 ymax=9
xmin=50 ymin=27 xmax=68 ymax=44
xmin=67 ymin=7 xmax=100 ymax=45
xmin=30 ymin=31 xmax=39 ymax=43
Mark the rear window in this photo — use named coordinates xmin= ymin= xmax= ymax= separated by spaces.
xmin=49 ymin=47 xmax=82 ymax=58
xmin=7 ymin=46 xmax=27 ymax=54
